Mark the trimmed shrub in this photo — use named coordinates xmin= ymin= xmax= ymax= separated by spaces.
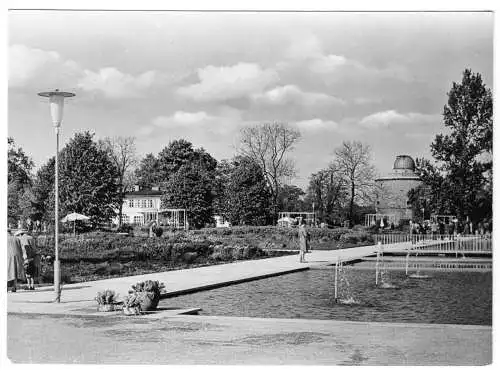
xmin=154 ymin=226 xmax=164 ymax=237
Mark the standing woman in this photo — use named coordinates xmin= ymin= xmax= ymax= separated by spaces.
xmin=7 ymin=229 xmax=25 ymax=292
xmin=298 ymin=220 xmax=309 ymax=263
xmin=17 ymin=229 xmax=40 ymax=290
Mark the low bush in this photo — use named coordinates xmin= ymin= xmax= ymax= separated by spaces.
xmin=154 ymin=226 xmax=164 ymax=237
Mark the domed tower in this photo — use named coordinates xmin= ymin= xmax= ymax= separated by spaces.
xmin=374 ymin=155 xmax=422 ymax=224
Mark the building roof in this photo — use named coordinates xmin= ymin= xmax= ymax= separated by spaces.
xmin=393 ymin=155 xmax=416 ymax=171
xmin=124 ymin=189 xmax=163 ymax=197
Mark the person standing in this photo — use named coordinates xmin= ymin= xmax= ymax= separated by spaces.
xmin=298 ymin=221 xmax=309 ymax=263
xmin=7 ymin=229 xmax=25 ymax=292
xmin=409 ymin=220 xmax=415 ymax=244
xmin=431 ymin=221 xmax=438 ymax=240
xmin=463 ymin=219 xmax=470 ymax=236
xmin=17 ymin=229 xmax=40 ymax=290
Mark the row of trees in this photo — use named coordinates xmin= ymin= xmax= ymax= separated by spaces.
xmin=305 ymin=141 xmax=376 ymax=225
xmin=8 ymin=123 xmax=306 ymax=229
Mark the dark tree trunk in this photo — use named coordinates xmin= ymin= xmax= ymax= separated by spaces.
xmin=349 ymin=182 xmax=355 ymax=226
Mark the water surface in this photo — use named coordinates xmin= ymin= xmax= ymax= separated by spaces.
xmin=166 ymin=269 xmax=492 ymax=325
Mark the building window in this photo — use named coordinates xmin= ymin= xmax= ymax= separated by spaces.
xmin=129 ymin=199 xmax=134 ymax=208
xmin=141 ymin=199 xmax=147 ymax=208
xmin=133 ymin=215 xmax=142 ymax=224
xmin=121 ymin=214 xmax=130 ymax=224
xmin=148 ymin=199 xmax=153 ymax=208
xmin=145 ymin=212 xmax=157 ymax=222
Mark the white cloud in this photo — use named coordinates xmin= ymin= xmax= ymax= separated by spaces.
xmin=309 ymin=54 xmax=348 ymax=74
xmin=9 ymin=44 xmax=81 ymax=88
xmin=253 ymin=85 xmax=345 ymax=107
xmin=295 ymin=118 xmax=338 ymax=132
xmin=9 ymin=45 xmax=167 ymax=98
xmin=152 ymin=111 xmax=213 ymax=127
xmin=360 ymin=110 xmax=439 ymax=129
xmin=147 ymin=108 xmax=243 ymax=136
xmin=177 ymin=63 xmax=279 ymax=102
xmin=279 ymin=34 xmax=412 ymax=84
xmin=78 ymin=67 xmax=158 ymax=98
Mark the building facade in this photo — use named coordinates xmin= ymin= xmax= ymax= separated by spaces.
xmin=114 ymin=185 xmax=163 ymax=226
xmin=373 ymin=155 xmax=422 ymax=225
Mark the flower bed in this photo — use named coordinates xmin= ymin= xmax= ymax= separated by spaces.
xmin=35 ymin=226 xmax=375 ymax=283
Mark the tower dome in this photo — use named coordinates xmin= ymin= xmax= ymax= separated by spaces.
xmin=393 ymin=155 xmax=416 ymax=171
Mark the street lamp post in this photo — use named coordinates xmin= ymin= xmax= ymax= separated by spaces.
xmin=38 ymin=89 xmax=75 ymax=303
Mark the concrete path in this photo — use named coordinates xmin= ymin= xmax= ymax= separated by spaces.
xmin=7 ymin=245 xmax=375 ymax=316
xmin=7 ymin=312 xmax=491 ymax=365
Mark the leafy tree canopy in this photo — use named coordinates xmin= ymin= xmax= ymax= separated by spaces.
xmin=429 ymin=69 xmax=492 ymax=221
xmin=225 ymin=156 xmax=272 ymax=226
xmin=58 ymin=131 xmax=120 ymax=225
xmin=8 ymin=137 xmax=33 ymax=186
xmin=161 ymin=162 xmax=215 ymax=229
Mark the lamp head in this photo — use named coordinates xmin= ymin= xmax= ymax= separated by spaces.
xmin=38 ymin=89 xmax=75 ymax=128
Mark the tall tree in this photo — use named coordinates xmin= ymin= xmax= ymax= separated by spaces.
xmin=58 ymin=132 xmax=120 ymax=226
xmin=239 ymin=121 xmax=301 ymax=220
xmin=135 ymin=153 xmax=162 ymax=188
xmin=278 ymin=185 xmax=306 ymax=212
xmin=407 ymin=158 xmax=451 ymax=220
xmin=431 ymin=69 xmax=493 ymax=221
xmin=30 ymin=157 xmax=55 ymax=223
xmin=225 ymin=156 xmax=272 ymax=226
xmin=334 ymin=141 xmax=376 ymax=225
xmin=8 ymin=137 xmax=33 ymax=186
xmin=162 ymin=163 xmax=215 ymax=229
xmin=7 ymin=137 xmax=34 ymax=225
xmin=212 ymin=159 xmax=233 ymax=218
xmin=100 ymin=136 xmax=138 ymax=226
xmin=157 ymin=139 xmax=217 ymax=183
xmin=306 ymin=164 xmax=347 ymax=224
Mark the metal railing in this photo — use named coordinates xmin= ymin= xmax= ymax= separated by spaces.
xmin=373 ymin=233 xmax=492 ymax=254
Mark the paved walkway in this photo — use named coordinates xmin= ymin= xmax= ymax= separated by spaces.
xmin=7 ymin=312 xmax=491 ymax=365
xmin=7 ymin=245 xmax=376 ymax=315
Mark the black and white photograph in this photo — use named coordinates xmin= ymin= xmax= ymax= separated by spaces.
xmin=4 ymin=2 xmax=495 ymax=367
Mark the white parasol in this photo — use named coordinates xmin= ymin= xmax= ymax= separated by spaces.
xmin=61 ymin=212 xmax=90 ymax=236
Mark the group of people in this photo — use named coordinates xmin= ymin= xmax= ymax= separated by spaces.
xmin=409 ymin=218 xmax=492 ymax=238
xmin=12 ymin=218 xmax=47 ymax=234
xmin=7 ymin=228 xmax=40 ymax=292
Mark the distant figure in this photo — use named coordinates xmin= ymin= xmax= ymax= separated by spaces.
xmin=17 ymin=229 xmax=40 ymax=290
xmin=7 ymin=229 xmax=25 ymax=292
xmin=298 ymin=221 xmax=310 ymax=263
xmin=463 ymin=220 xmax=470 ymax=235
xmin=438 ymin=220 xmax=445 ymax=236
xmin=431 ymin=221 xmax=438 ymax=240
xmin=149 ymin=221 xmax=157 ymax=238
xmin=478 ymin=221 xmax=485 ymax=236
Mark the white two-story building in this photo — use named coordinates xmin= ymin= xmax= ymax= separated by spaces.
xmin=115 ymin=185 xmax=163 ymax=226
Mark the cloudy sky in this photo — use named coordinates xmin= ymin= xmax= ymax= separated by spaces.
xmin=8 ymin=11 xmax=493 ymax=188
